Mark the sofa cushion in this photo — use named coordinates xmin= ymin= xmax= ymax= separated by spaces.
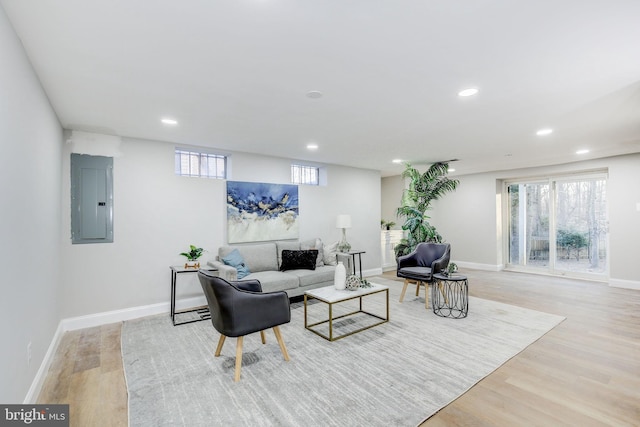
xmin=276 ymin=241 xmax=301 ymax=268
xmin=300 ymin=238 xmax=325 ymax=267
xmin=288 ymin=265 xmax=336 ymax=287
xmin=280 ymin=250 xmax=318 ymax=271
xmin=221 ymin=249 xmax=251 ymax=279
xmin=219 ymin=243 xmax=278 ymax=273
xmin=242 ymin=270 xmax=299 ymax=292
xmin=323 ymin=241 xmax=339 ymax=266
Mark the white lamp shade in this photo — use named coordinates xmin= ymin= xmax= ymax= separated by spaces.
xmin=336 ymin=214 xmax=352 ymax=229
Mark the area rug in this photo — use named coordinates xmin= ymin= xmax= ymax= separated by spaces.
xmin=121 ymin=277 xmax=564 ymax=427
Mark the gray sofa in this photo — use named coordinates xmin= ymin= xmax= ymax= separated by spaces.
xmin=208 ymin=239 xmax=351 ymax=297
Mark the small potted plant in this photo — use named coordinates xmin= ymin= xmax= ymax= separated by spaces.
xmin=381 ymin=220 xmax=396 ymax=230
xmin=445 ymin=262 xmax=458 ymax=276
xmin=180 ymin=245 xmax=204 ymax=268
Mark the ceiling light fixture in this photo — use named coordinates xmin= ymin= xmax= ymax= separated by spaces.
xmin=161 ymin=118 xmax=178 ymax=125
xmin=458 ymin=88 xmax=478 ymax=97
xmin=306 ymin=143 xmax=318 ymax=150
xmin=576 ymin=149 xmax=590 ymax=155
xmin=536 ymin=128 xmax=553 ymax=136
xmin=448 ymin=168 xmax=456 ymax=172
xmin=392 ymin=159 xmax=403 ymax=164
xmin=306 ymin=90 xmax=323 ymax=99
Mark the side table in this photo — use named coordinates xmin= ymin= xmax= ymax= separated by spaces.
xmin=432 ymin=273 xmax=469 ymax=318
xmin=170 ymin=265 xmax=218 ymax=326
xmin=337 ymin=250 xmax=366 ymax=278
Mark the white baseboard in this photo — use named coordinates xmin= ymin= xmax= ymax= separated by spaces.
xmin=24 ymin=295 xmax=206 ymax=403
xmin=609 ymin=278 xmax=640 ymax=290
xmin=454 ymin=261 xmax=503 ymax=272
xmin=363 ymin=267 xmax=383 ymax=277
xmin=60 ymin=295 xmax=206 ymax=331
xmin=23 ymin=322 xmax=65 ymax=404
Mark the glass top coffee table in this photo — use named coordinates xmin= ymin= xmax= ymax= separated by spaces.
xmin=304 ymin=283 xmax=389 ymax=341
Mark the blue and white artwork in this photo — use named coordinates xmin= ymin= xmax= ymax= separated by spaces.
xmin=226 ymin=181 xmax=299 ymax=243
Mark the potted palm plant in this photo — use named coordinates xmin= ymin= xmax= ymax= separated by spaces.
xmin=394 ymin=162 xmax=459 ymax=258
xmin=180 ymin=245 xmax=204 ymax=268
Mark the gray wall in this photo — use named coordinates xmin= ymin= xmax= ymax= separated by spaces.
xmin=381 ymin=174 xmax=404 ymax=230
xmin=0 ymin=6 xmax=63 ymax=402
xmin=382 ymin=155 xmax=640 ymax=284
xmin=59 ymin=138 xmax=382 ymax=318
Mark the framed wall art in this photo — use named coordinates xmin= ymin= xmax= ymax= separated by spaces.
xmin=226 ymin=181 xmax=299 ymax=243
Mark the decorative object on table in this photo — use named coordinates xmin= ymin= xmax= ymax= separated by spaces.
xmin=336 ymin=214 xmax=352 ymax=252
xmin=334 ymin=261 xmax=346 ymax=290
xmin=345 ymin=274 xmax=360 ymax=290
xmin=180 ymin=245 xmax=204 ymax=268
xmin=345 ymin=274 xmax=373 ymax=290
xmin=394 ymin=162 xmax=459 ymax=258
xmin=444 ymin=262 xmax=458 ymax=277
xmin=226 ymin=180 xmax=299 ymax=243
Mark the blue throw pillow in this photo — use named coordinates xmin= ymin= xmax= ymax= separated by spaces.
xmin=221 ymin=249 xmax=251 ymax=279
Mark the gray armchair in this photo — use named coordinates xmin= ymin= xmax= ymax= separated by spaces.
xmin=396 ymin=242 xmax=450 ymax=308
xmin=197 ymin=270 xmax=291 ymax=381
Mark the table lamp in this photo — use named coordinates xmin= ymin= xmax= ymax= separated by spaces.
xmin=336 ymin=214 xmax=352 ymax=253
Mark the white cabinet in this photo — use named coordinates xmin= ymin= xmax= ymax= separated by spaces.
xmin=381 ymin=230 xmax=404 ymax=271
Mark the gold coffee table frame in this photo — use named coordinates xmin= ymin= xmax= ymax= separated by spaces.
xmin=304 ymin=283 xmax=389 ymax=341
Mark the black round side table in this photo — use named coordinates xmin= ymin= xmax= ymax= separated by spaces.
xmin=432 ymin=273 xmax=469 ymax=318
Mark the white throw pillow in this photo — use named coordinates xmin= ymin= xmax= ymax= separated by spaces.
xmin=323 ymin=241 xmax=339 ymax=266
xmin=301 ymin=238 xmax=325 ymax=267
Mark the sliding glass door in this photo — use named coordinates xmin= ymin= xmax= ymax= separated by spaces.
xmin=506 ymin=173 xmax=608 ymax=278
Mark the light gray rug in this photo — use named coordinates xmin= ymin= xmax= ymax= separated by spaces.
xmin=122 ymin=278 xmax=564 ymax=427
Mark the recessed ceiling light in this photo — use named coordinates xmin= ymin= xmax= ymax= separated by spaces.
xmin=576 ymin=149 xmax=590 ymax=155
xmin=536 ymin=128 xmax=553 ymax=136
xmin=448 ymin=168 xmax=456 ymax=172
xmin=306 ymin=143 xmax=318 ymax=150
xmin=392 ymin=159 xmax=403 ymax=164
xmin=306 ymin=90 xmax=323 ymax=99
xmin=161 ymin=118 xmax=178 ymax=125
xmin=458 ymin=88 xmax=478 ymax=97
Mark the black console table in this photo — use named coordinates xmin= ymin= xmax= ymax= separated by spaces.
xmin=170 ymin=266 xmax=217 ymax=326
xmin=337 ymin=250 xmax=366 ymax=278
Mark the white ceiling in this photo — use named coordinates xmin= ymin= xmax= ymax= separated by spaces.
xmin=2 ymin=0 xmax=640 ymax=176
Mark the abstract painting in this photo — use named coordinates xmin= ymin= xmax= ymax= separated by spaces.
xmin=226 ymin=181 xmax=299 ymax=243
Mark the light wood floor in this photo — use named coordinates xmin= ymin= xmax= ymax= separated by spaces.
xmin=38 ymin=269 xmax=640 ymax=426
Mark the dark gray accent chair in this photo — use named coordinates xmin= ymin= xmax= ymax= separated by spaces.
xmin=396 ymin=242 xmax=451 ymax=309
xmin=197 ymin=270 xmax=291 ymax=381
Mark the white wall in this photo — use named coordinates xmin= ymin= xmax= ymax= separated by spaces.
xmin=391 ymin=154 xmax=640 ymax=286
xmin=0 ymin=6 xmax=63 ymax=402
xmin=60 ymin=138 xmax=382 ymax=318
xmin=381 ymin=175 xmax=404 ymax=229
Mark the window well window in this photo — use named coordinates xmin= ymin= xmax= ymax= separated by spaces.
xmin=175 ymin=149 xmax=226 ymax=179
xmin=291 ymin=164 xmax=319 ymax=185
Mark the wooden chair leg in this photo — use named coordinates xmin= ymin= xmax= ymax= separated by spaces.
xmin=234 ymin=336 xmax=244 ymax=382
xmin=425 ymin=283 xmax=430 ymax=309
xmin=415 ymin=280 xmax=421 ymax=296
xmin=399 ymin=279 xmax=409 ymax=302
xmin=214 ymin=335 xmax=226 ymax=357
xmin=273 ymin=326 xmax=290 ymax=361
xmin=438 ymin=282 xmax=449 ymax=304
xmin=260 ymin=330 xmax=266 ymax=344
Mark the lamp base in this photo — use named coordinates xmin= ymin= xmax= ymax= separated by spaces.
xmin=337 ymin=241 xmax=351 ymax=253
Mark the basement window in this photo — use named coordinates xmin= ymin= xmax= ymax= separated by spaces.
xmin=291 ymin=164 xmax=319 ymax=185
xmin=175 ymin=149 xmax=227 ymax=179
